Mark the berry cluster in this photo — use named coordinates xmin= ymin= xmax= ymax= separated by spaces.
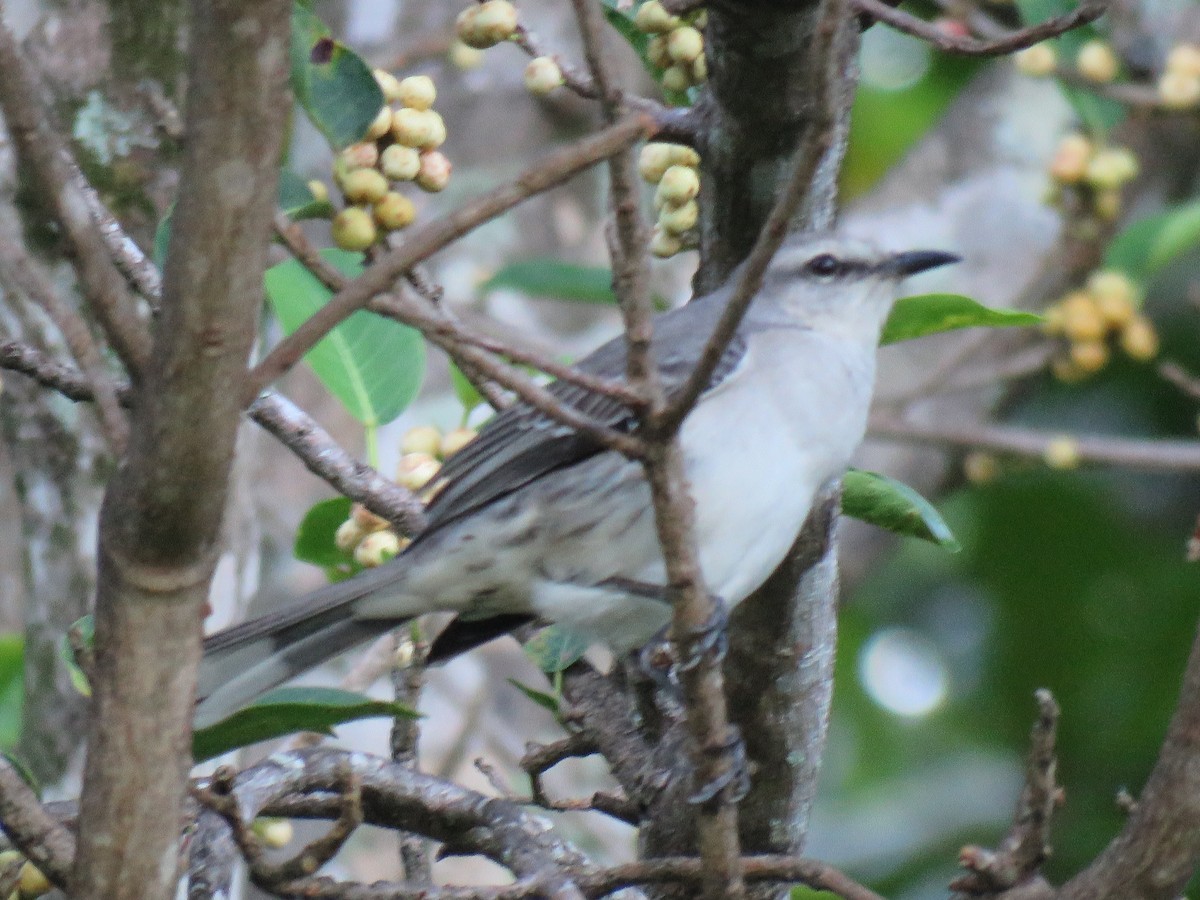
xmin=1158 ymin=44 xmax=1200 ymax=109
xmin=328 ymin=71 xmax=451 ymax=253
xmin=1046 ymin=133 xmax=1138 ymax=222
xmin=635 ymin=1 xmax=708 ymax=92
xmin=332 ymin=425 xmax=478 ymax=568
xmin=639 ymin=141 xmax=701 ymax=257
xmin=1042 ymin=269 xmax=1158 ymax=381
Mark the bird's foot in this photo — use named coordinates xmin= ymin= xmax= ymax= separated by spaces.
xmin=674 ymin=594 xmax=729 ymax=673
xmin=687 ymin=724 xmax=751 ymax=805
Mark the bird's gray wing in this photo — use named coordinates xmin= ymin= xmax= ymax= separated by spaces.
xmin=423 ymin=293 xmax=743 ymax=532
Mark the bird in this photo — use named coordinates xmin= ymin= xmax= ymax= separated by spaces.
xmin=194 ymin=232 xmax=958 ymax=728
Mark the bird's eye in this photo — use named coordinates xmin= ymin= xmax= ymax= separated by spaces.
xmin=805 ymin=253 xmax=842 ymax=277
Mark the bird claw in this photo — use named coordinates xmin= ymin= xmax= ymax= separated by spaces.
xmin=687 ymin=725 xmax=751 ymax=805
xmin=674 ymin=594 xmax=729 ymax=673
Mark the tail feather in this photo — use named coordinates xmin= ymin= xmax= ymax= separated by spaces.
xmin=195 ymin=562 xmax=413 ymax=729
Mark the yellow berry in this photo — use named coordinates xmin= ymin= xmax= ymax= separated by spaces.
xmin=1049 ymin=133 xmax=1092 ymax=183
xmin=634 ymin=0 xmax=680 ymax=34
xmin=1093 ymin=188 xmax=1122 ymax=221
xmin=667 ymin=144 xmax=701 ymax=167
xmin=397 ymin=452 xmax=442 ymax=490
xmin=1167 ymin=43 xmax=1200 ymax=78
xmin=421 ymin=110 xmax=447 ymax=150
xmin=655 ymin=164 xmax=700 ymax=206
xmin=18 ymin=862 xmax=51 ymax=897
xmin=373 ymin=68 xmax=403 ymax=103
xmin=401 ymin=424 xmax=443 ymax=456
xmin=691 ymin=54 xmax=708 ymax=82
xmin=354 ymin=530 xmax=404 ymax=568
xmin=332 ymin=207 xmax=377 ymax=251
xmin=460 ymin=0 xmax=517 ymax=48
xmin=364 ymin=106 xmax=393 ymax=141
xmin=397 ymin=75 xmax=437 ymax=111
xmin=1076 ymin=40 xmax=1119 ymax=83
xmin=380 ymin=143 xmax=422 ymax=181
xmin=659 ymin=198 xmax=699 ymax=234
xmin=1086 ymin=147 xmax=1139 ymax=189
xmin=351 ymin=502 xmax=389 ymax=532
xmin=963 ymin=451 xmax=1000 ymax=484
xmin=667 ymin=26 xmax=704 ymax=65
xmin=1014 ymin=43 xmax=1057 ymax=77
xmin=1041 ymin=303 xmax=1066 ymax=336
xmin=255 ymin=818 xmax=294 ymax=850
xmin=639 ymin=143 xmax=675 ymax=183
xmin=524 ymin=56 xmax=564 ymax=95
xmin=1087 ymin=270 xmax=1138 ymax=325
xmin=1120 ymin=315 xmax=1159 ymax=361
xmin=1158 ymin=70 xmax=1200 ymax=109
xmin=647 ymin=35 xmax=672 ymax=69
xmin=449 ymin=40 xmax=485 ymax=69
xmin=392 ymin=107 xmax=435 ymax=148
xmin=1069 ymin=338 xmax=1110 ymax=373
xmin=334 ymin=518 xmax=367 ymax=553
xmin=661 ymin=64 xmax=691 ymax=93
xmin=306 ymin=179 xmax=329 ymax=203
xmin=341 ymin=168 xmax=389 ymax=205
xmin=374 ymin=192 xmax=417 ymax=231
xmin=415 ymin=151 xmax=452 ymax=192
xmin=338 ymin=141 xmax=379 ymax=173
xmin=440 ymin=427 xmax=478 ymax=459
xmin=1044 ymin=436 xmax=1081 ymax=469
xmin=1061 ymin=291 xmax=1105 ymax=342
xmin=649 ymin=226 xmax=683 ymax=258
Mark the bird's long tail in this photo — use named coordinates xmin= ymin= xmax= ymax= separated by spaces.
xmin=194 ymin=563 xmax=414 ymax=729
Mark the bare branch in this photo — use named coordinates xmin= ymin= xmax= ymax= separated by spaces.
xmin=245 ymin=113 xmax=657 ymax=401
xmin=0 ymin=757 xmax=75 ymax=890
xmin=851 ymin=0 xmax=1109 ymax=56
xmin=868 ymin=414 xmax=1200 ymax=473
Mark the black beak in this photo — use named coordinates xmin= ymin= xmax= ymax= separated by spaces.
xmin=877 ymin=249 xmax=961 ymax=279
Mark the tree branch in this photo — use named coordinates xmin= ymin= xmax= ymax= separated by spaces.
xmin=0 ymin=757 xmax=75 ymax=890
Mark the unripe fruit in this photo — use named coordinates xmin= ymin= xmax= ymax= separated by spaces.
xmin=381 ymin=143 xmax=422 ymax=181
xmin=524 ymin=56 xmax=564 ymax=95
xmin=416 ymin=151 xmax=452 ymax=192
xmin=1061 ymin=291 xmax=1105 ymax=342
xmin=456 ymin=6 xmax=487 ymax=48
xmin=339 ymin=141 xmax=380 ymax=173
xmin=634 ymin=0 xmax=680 ymax=34
xmin=1076 ymin=40 xmax=1119 ymax=83
xmin=639 ymin=143 xmax=675 ymax=183
xmin=1048 ymin=133 xmax=1092 ymax=183
xmin=963 ymin=451 xmax=999 ymax=484
xmin=375 ymin=192 xmax=417 ymax=231
xmin=1069 ymin=338 xmax=1109 ymax=373
xmin=402 ymin=424 xmax=443 ymax=456
xmin=649 ymin=226 xmax=683 ymax=258
xmin=655 ymin=164 xmax=700 ymax=206
xmin=365 ymin=106 xmax=393 ymax=141
xmin=647 ymin=35 xmax=672 ymax=70
xmin=1158 ymin=70 xmax=1200 ymax=109
xmin=397 ymin=452 xmax=442 ymax=490
xmin=1014 ymin=44 xmax=1056 ymax=77
xmin=335 ymin=518 xmax=367 ymax=553
xmin=18 ymin=862 xmax=51 ymax=897
xmin=397 ymin=75 xmax=437 ymax=111
xmin=392 ymin=107 xmax=435 ymax=148
xmin=332 ymin=206 xmax=377 ymax=251
xmin=1085 ymin=147 xmax=1138 ymax=189
xmin=667 ymin=26 xmax=704 ymax=64
xmin=355 ymin=530 xmax=403 ymax=568
xmin=440 ymin=427 xmax=478 ymax=458
xmin=692 ymin=54 xmax=707 ymax=82
xmin=373 ymin=68 xmax=403 ymax=103
xmin=661 ymin=64 xmax=691 ymax=93
xmin=351 ymin=502 xmax=389 ymax=532
xmin=1086 ymin=270 xmax=1138 ymax=320
xmin=1120 ymin=315 xmax=1159 ymax=360
xmin=667 ymin=144 xmax=701 ymax=167
xmin=449 ymin=40 xmax=485 ymax=69
xmin=256 ymin=818 xmax=295 ymax=849
xmin=421 ymin=110 xmax=447 ymax=150
xmin=469 ymin=0 xmax=518 ymax=47
xmin=1167 ymin=43 xmax=1200 ymax=77
xmin=1044 ymin=436 xmax=1081 ymax=469
xmin=659 ymin=198 xmax=698 ymax=234
xmin=307 ymin=179 xmax=329 ymax=203
xmin=342 ymin=167 xmax=389 ymax=205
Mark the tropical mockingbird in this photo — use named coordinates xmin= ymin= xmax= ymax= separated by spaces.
xmin=195 ymin=233 xmax=958 ymax=728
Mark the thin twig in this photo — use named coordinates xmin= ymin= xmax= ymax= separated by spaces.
xmin=0 ymin=758 xmax=75 ymax=890
xmin=851 ymin=0 xmax=1109 ymax=57
xmin=245 ymin=113 xmax=657 ymax=402
xmin=868 ymin=413 xmax=1200 ymax=472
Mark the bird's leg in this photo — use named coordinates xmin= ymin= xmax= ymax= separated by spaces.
xmin=673 ymin=592 xmax=729 ymax=673
xmin=687 ymin=723 xmax=751 ymax=805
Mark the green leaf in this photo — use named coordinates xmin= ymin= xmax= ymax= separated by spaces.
xmin=507 ymin=678 xmax=561 ymax=714
xmin=449 ymin=363 xmax=484 ymax=414
xmin=482 ymin=259 xmax=617 ymax=305
xmin=278 ymin=169 xmax=334 ymax=220
xmin=290 ymin=3 xmax=383 ymax=149
xmin=881 ymin=294 xmax=1041 ymax=346
xmin=0 ymin=635 xmax=22 ymax=750
xmin=1 ymin=752 xmax=40 ymax=795
xmin=60 ymin=615 xmax=94 ymax=698
xmin=293 ymin=496 xmax=364 ymax=581
xmin=264 ymin=249 xmax=425 ymax=426
xmin=522 ymin=625 xmax=589 ymax=674
xmin=153 ymin=205 xmax=173 ymax=268
xmin=842 ymin=469 xmax=961 ymax=551
xmin=1104 ymin=201 xmax=1200 ymax=280
xmin=192 ymin=686 xmax=417 ymax=762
